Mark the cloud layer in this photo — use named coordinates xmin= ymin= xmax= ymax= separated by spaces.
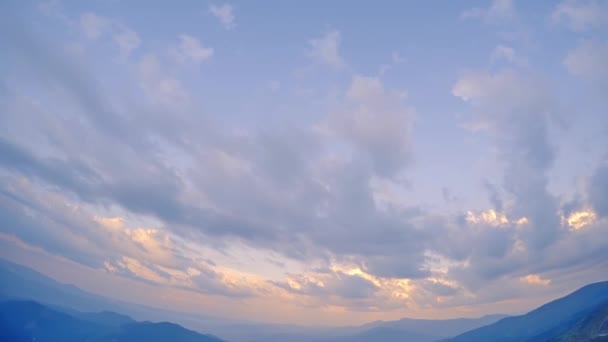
xmin=1 ymin=0 xmax=607 ymax=324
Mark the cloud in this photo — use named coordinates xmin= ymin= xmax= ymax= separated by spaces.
xmin=564 ymin=40 xmax=608 ymax=82
xmin=417 ymin=279 xmax=460 ymax=297
xmin=308 ymin=30 xmax=345 ymax=68
xmin=461 ymin=0 xmax=515 ymax=23
xmin=80 ymin=12 xmax=108 ymax=40
xmin=520 ymin=274 xmax=551 ymax=286
xmin=170 ymin=34 xmax=214 ymax=65
xmin=589 ymin=162 xmax=608 ymax=218
xmin=491 ymin=45 xmax=515 ymax=62
xmin=331 ymin=75 xmax=414 ymax=176
xmin=77 ymin=11 xmax=143 ymax=61
xmin=0 ymin=172 xmax=270 ymax=298
xmin=209 ymin=4 xmax=235 ymax=30
xmin=113 ymin=24 xmax=141 ymax=59
xmin=281 ymin=271 xmax=379 ymax=300
xmin=563 ymin=209 xmax=597 ymax=229
xmin=392 ymin=51 xmax=405 ymax=63
xmin=484 ymin=181 xmax=504 ymax=212
xmin=273 ymin=265 xmax=420 ymax=311
xmin=453 ymin=70 xmax=562 ymax=250
xmin=115 ymin=256 xmax=168 ymax=284
xmin=4 ymin=2 xmax=608 ymax=318
xmin=551 ymin=0 xmax=608 ymax=31
xmin=364 ymin=255 xmax=430 ymax=279
xmin=491 ymin=45 xmax=527 ymax=66
xmin=139 ymin=54 xmax=190 ymax=106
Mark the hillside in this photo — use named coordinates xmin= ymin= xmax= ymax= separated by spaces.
xmin=447 ymin=281 xmax=608 ymax=342
xmin=543 ymin=300 xmax=608 ymax=341
xmin=0 ymin=300 xmax=224 ymax=342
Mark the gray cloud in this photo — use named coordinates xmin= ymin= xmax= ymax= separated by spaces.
xmin=453 ymin=70 xmax=562 ymax=250
xmin=589 ymin=161 xmax=608 ymax=218
xmin=0 ymin=14 xmax=431 ymax=292
xmin=484 ymin=181 xmax=503 ymax=212
xmin=1 ymin=1 xmax=608 ymax=315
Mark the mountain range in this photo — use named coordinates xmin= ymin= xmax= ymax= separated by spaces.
xmin=1 ymin=258 xmax=607 ymax=341
xmin=0 ymin=300 xmax=224 ymax=342
xmin=446 ymin=281 xmax=608 ymax=342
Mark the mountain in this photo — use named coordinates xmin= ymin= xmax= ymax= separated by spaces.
xmin=0 ymin=258 xmax=229 ymax=329
xmin=534 ymin=300 xmax=608 ymax=341
xmin=74 ymin=310 xmax=136 ymax=327
xmin=0 ymin=258 xmax=128 ymax=313
xmin=0 ymin=300 xmax=224 ymax=342
xmin=340 ymin=315 xmax=506 ymax=342
xmin=333 ymin=326 xmax=438 ymax=342
xmin=0 ymin=258 xmax=508 ymax=342
xmin=446 ymin=281 xmax=608 ymax=342
xmin=246 ymin=315 xmax=507 ymax=342
xmin=336 ymin=314 xmax=508 ymax=342
xmin=0 ymin=300 xmax=106 ymax=342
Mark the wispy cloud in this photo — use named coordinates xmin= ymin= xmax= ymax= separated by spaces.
xmin=551 ymin=0 xmax=608 ymax=31
xmin=308 ymin=30 xmax=345 ymax=68
xmin=209 ymin=3 xmax=235 ymax=30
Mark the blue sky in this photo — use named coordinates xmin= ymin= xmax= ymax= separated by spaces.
xmin=1 ymin=0 xmax=608 ymax=325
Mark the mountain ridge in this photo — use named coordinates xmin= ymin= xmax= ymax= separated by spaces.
xmin=446 ymin=281 xmax=608 ymax=342
xmin=0 ymin=299 xmax=225 ymax=342
xmin=0 ymin=257 xmax=505 ymax=341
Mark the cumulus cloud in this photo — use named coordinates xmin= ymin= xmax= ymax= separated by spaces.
xmin=308 ymin=30 xmax=345 ymax=68
xmin=209 ymin=3 xmax=235 ymax=30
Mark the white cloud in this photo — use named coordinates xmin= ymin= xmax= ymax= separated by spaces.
xmin=391 ymin=51 xmax=405 ymax=63
xmin=564 ymin=40 xmax=608 ymax=81
xmin=209 ymin=3 xmax=236 ymax=30
xmin=451 ymin=71 xmax=548 ymax=116
xmin=491 ymin=44 xmax=527 ymax=66
xmin=80 ymin=12 xmax=108 ymax=40
xmin=492 ymin=45 xmax=515 ymax=62
xmin=308 ymin=30 xmax=345 ymax=68
xmin=461 ymin=0 xmax=515 ymax=23
xmin=77 ymin=12 xmax=140 ymax=60
xmin=138 ymin=54 xmax=190 ymax=106
xmin=170 ymin=34 xmax=214 ymax=65
xmin=113 ymin=25 xmax=141 ymax=59
xmin=551 ymin=0 xmax=608 ymax=31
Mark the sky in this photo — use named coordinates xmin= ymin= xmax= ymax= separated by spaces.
xmin=1 ymin=0 xmax=608 ymax=326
